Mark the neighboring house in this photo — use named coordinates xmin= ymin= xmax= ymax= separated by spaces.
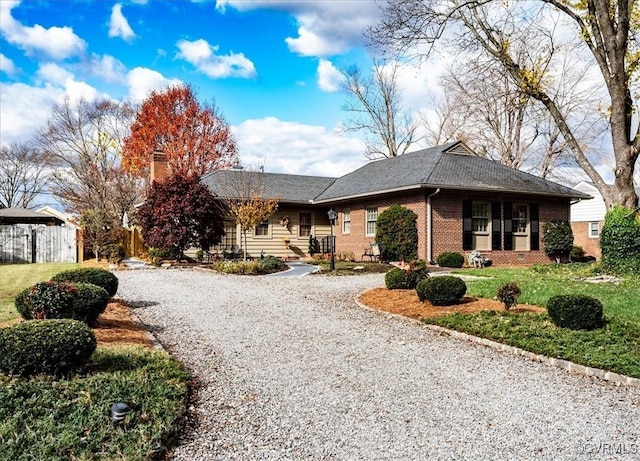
xmin=189 ymin=141 xmax=590 ymax=265
xmin=0 ymin=208 xmax=78 ymax=263
xmin=570 ymin=181 xmax=640 ymax=259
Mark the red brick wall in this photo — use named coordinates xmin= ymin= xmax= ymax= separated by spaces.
xmin=335 ymin=189 xmax=571 ymax=266
xmin=571 ymin=221 xmax=603 ymax=259
xmin=150 ymin=151 xmax=169 ymax=183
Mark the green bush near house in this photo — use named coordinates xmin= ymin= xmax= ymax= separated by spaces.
xmin=51 ymin=267 xmax=119 ymax=297
xmin=375 ymin=204 xmax=418 ymax=262
xmin=259 ymin=255 xmax=287 ymax=272
xmin=600 ymin=206 xmax=640 ymax=274
xmin=436 ymin=252 xmax=465 ymax=268
xmin=70 ymin=283 xmax=110 ymax=325
xmin=0 ymin=319 xmax=96 ymax=376
xmin=385 ymin=267 xmax=408 ymax=289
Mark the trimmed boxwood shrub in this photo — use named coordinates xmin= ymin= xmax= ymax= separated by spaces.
xmin=547 ymin=294 xmax=603 ymax=330
xmin=71 ymin=283 xmax=110 ymax=325
xmin=436 ymin=252 xmax=465 ymax=268
xmin=0 ymin=319 xmax=96 ymax=376
xmin=15 ymin=281 xmax=77 ymax=320
xmin=405 ymin=260 xmax=429 ymax=289
xmin=416 ymin=276 xmax=467 ymax=306
xmin=385 ymin=267 xmax=407 ymax=290
xmin=51 ymin=267 xmax=119 ymax=297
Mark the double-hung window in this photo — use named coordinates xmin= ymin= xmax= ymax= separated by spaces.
xmin=342 ymin=209 xmax=351 ymax=234
xmin=299 ymin=212 xmax=312 ymax=237
xmin=589 ymin=222 xmax=600 ymax=238
xmin=366 ymin=207 xmax=378 ymax=236
xmin=255 ymin=219 xmax=269 ymax=237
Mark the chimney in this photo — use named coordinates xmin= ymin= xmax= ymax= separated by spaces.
xmin=150 ymin=151 xmax=168 ymax=183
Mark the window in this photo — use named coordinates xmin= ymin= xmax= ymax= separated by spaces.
xmin=299 ymin=212 xmax=312 ymax=237
xmin=472 ymin=202 xmax=489 ymax=233
xmin=589 ymin=221 xmax=600 ymax=238
xmin=513 ymin=204 xmax=528 ymax=234
xmin=222 ymin=221 xmax=236 ymax=249
xmin=255 ymin=219 xmax=269 ymax=237
xmin=342 ymin=209 xmax=351 ymax=234
xmin=366 ymin=206 xmax=378 ymax=236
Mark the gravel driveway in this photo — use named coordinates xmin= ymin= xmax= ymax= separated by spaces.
xmin=116 ymin=269 xmax=640 ymax=461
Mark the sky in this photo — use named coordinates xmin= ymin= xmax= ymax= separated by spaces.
xmin=0 ymin=0 xmax=441 ymax=178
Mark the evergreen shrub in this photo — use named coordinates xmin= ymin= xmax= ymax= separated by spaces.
xmin=436 ymin=252 xmax=465 ymax=268
xmin=547 ymin=294 xmax=603 ymax=330
xmin=0 ymin=319 xmax=96 ymax=376
xmin=51 ymin=267 xmax=119 ymax=297
xmin=416 ymin=276 xmax=467 ymax=306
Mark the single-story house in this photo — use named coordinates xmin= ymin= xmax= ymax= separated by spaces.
xmin=570 ymin=181 xmax=640 ymax=259
xmin=152 ymin=142 xmax=591 ymax=265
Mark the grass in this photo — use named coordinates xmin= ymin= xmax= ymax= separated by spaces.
xmin=1 ymin=263 xmax=191 ymax=460
xmin=424 ymin=263 xmax=640 ymax=378
xmin=0 ymin=346 xmax=190 ymax=461
xmin=0 ymin=263 xmax=79 ymax=323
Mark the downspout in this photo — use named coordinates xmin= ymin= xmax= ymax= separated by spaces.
xmin=426 ymin=188 xmax=441 ymax=264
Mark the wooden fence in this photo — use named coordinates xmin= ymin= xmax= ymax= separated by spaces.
xmin=0 ymin=225 xmax=78 ymax=264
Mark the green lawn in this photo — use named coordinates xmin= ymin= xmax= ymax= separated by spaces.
xmin=1 ymin=263 xmax=190 ymax=460
xmin=312 ymin=260 xmax=392 ymax=275
xmin=424 ymin=263 xmax=640 ymax=378
xmin=0 ymin=263 xmax=79 ymax=323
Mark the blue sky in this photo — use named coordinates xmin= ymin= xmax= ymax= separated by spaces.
xmin=2 ymin=0 xmax=441 ymax=177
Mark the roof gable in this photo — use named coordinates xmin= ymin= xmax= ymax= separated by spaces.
xmin=314 ymin=142 xmax=589 ymax=202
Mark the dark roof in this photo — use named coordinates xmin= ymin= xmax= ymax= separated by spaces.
xmin=0 ymin=208 xmax=64 ymax=224
xmin=199 ymin=142 xmax=590 ymax=205
xmin=201 ymin=169 xmax=336 ymax=204
xmin=314 ymin=142 xmax=590 ymax=202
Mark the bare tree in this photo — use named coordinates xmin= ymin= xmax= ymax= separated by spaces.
xmin=37 ymin=98 xmax=142 ymax=259
xmin=370 ymin=0 xmax=640 ymax=208
xmin=0 ymin=142 xmax=53 ymax=209
xmin=341 ymin=58 xmax=419 ymax=159
xmin=216 ymin=168 xmax=279 ymax=261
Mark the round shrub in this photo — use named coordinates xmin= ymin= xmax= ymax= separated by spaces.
xmin=385 ymin=267 xmax=408 ymax=290
xmin=0 ymin=319 xmax=96 ymax=376
xmin=15 ymin=281 xmax=77 ymax=320
xmin=496 ymin=282 xmax=521 ymax=311
xmin=71 ymin=283 xmax=110 ymax=325
xmin=416 ymin=276 xmax=467 ymax=306
xmin=436 ymin=252 xmax=465 ymax=268
xmin=259 ymin=255 xmax=287 ymax=272
xmin=547 ymin=294 xmax=603 ymax=330
xmin=51 ymin=267 xmax=119 ymax=297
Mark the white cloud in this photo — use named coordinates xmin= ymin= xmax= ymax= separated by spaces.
xmin=317 ymin=59 xmax=344 ymax=92
xmin=36 ymin=62 xmax=100 ymax=102
xmin=0 ymin=0 xmax=87 ymax=60
xmin=216 ymin=1 xmax=381 ymax=58
xmin=176 ymin=38 xmax=257 ymax=79
xmin=0 ymin=53 xmax=18 ymax=76
xmin=109 ymin=3 xmax=136 ymax=42
xmin=126 ymin=67 xmax=182 ymax=103
xmin=233 ymin=117 xmax=366 ymax=177
xmin=86 ymin=54 xmax=127 ymax=84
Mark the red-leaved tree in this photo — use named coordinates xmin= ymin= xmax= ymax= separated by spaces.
xmin=122 ymin=84 xmax=238 ymax=178
xmin=136 ymin=175 xmax=224 ymax=257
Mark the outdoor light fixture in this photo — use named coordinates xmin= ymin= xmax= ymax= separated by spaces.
xmin=110 ymin=402 xmax=130 ymax=424
xmin=327 ymin=208 xmax=337 ymax=271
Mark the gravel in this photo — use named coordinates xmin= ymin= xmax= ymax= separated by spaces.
xmin=116 ymin=269 xmax=640 ymax=461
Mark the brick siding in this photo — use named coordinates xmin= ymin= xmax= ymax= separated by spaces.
xmin=336 ymin=189 xmax=571 ymax=266
xmin=571 ymin=221 xmax=603 ymax=259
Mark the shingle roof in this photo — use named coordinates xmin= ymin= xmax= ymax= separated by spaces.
xmin=201 ymin=169 xmax=336 ymax=204
xmin=200 ymin=142 xmax=590 ymax=204
xmin=314 ymin=142 xmax=590 ymax=202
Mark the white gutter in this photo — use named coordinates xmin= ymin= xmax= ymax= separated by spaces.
xmin=426 ymin=188 xmax=441 ymax=264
